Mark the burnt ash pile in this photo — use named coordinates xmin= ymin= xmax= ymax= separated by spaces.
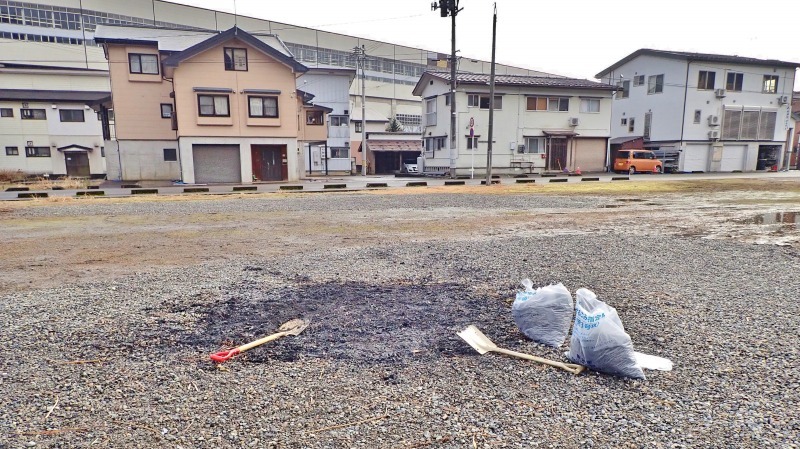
xmin=186 ymin=277 xmax=517 ymax=366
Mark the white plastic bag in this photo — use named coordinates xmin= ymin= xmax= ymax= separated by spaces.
xmin=511 ymin=279 xmax=573 ymax=347
xmin=567 ymin=288 xmax=645 ymax=379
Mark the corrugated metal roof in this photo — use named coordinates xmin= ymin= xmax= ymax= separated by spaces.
xmin=0 ymin=38 xmax=108 ymax=70
xmin=0 ymin=89 xmax=110 ymax=103
xmin=596 ymin=49 xmax=800 ymax=78
xmin=368 ymin=140 xmax=423 ymax=152
xmin=93 ymin=25 xmax=291 ymax=57
xmin=419 ymin=71 xmax=616 ymax=92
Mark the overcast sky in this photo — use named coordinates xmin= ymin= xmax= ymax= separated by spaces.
xmin=170 ymin=0 xmax=800 ymax=89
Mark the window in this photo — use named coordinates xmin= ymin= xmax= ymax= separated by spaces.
xmin=620 ymin=118 xmax=628 ymax=126
xmin=726 ymin=72 xmax=743 ymax=92
xmin=25 ymin=146 xmax=50 ymax=157
xmin=444 ymin=93 xmax=452 ymax=106
xmin=101 ymin=146 xmax=105 ymax=157
xmin=248 ymin=96 xmax=278 ymax=118
xmin=329 ymin=115 xmax=348 ymax=126
xmin=424 ymin=136 xmax=446 ymax=152
xmin=0 ymin=108 xmax=12 ymax=117
xmin=355 ymin=121 xmax=363 ymax=133
xmin=160 ymin=103 xmax=173 ymax=119
xmin=643 ymin=112 xmax=652 ymax=140
xmin=722 ymin=108 xmax=777 ymax=140
xmin=21 ymin=108 xmax=46 ymax=120
xmin=524 ymin=137 xmax=545 ymax=154
xmin=59 ymin=109 xmax=84 ymax=122
xmin=224 ymin=48 xmax=247 ymax=71
xmin=762 ymin=75 xmax=778 ymax=93
xmin=5 ymin=146 xmax=19 ymax=155
xmin=697 ymin=71 xmax=716 ymax=90
xmin=330 ymin=147 xmax=349 ymax=159
xmin=306 ymin=110 xmax=323 ymax=125
xmin=467 ymin=94 xmax=479 ymax=107
xmin=425 ymin=98 xmax=436 ymax=126
xmin=580 ymin=98 xmax=600 ymax=113
xmin=198 ymin=95 xmax=230 ymax=117
xmin=647 ymin=74 xmax=664 ymax=94
xmin=619 ymin=80 xmax=630 ymax=99
xmin=129 ymin=53 xmax=159 ymax=74
xmin=633 ymin=75 xmax=645 ymax=86
xmin=466 ymin=136 xmax=478 ymax=149
xmin=694 ymin=110 xmax=702 ymax=124
xmin=758 ymin=111 xmax=776 ymax=139
xmin=479 ymin=95 xmax=502 ymax=110
xmin=526 ymin=97 xmax=567 ymax=111
xmin=163 ymin=148 xmax=177 ymax=161
xmin=628 ymin=117 xmax=635 ymax=133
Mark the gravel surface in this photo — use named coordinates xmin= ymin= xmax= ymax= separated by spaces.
xmin=1 ymin=189 xmax=799 ymax=448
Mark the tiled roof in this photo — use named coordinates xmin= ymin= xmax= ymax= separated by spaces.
xmin=596 ymin=49 xmax=800 ymax=77
xmin=423 ymin=71 xmax=616 ymax=90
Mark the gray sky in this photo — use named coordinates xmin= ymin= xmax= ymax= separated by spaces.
xmin=170 ymin=0 xmax=800 ymax=89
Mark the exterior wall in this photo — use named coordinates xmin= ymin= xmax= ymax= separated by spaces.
xmin=0 ymin=100 xmax=105 ymax=175
xmin=792 ymin=95 xmax=800 ymax=168
xmin=171 ymin=40 xmax=300 ymax=139
xmin=104 ymin=139 xmax=180 ymax=181
xmin=177 ymin=136 xmax=299 ymax=184
xmin=106 ymin=44 xmax=175 ymax=141
xmin=604 ymin=55 xmax=688 ymax=142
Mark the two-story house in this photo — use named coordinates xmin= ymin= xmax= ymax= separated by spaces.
xmin=95 ymin=25 xmax=326 ymax=183
xmin=413 ymin=72 xmax=616 ymax=176
xmin=0 ymin=39 xmax=109 ymax=178
xmin=596 ymin=49 xmax=799 ymax=172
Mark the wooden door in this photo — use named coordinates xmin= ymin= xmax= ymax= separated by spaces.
xmin=64 ymin=152 xmax=90 ymax=177
xmin=251 ymin=145 xmax=287 ymax=181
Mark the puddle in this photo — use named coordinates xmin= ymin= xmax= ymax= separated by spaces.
xmin=736 ymin=212 xmax=799 ymax=229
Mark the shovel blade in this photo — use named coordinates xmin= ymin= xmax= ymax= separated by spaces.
xmin=278 ymin=318 xmax=309 ymax=336
xmin=457 ymin=325 xmax=498 ymax=355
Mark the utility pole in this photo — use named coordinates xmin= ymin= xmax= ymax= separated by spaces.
xmin=485 ymin=3 xmax=497 ymax=185
xmin=353 ymin=45 xmax=368 ymax=176
xmin=432 ymin=0 xmax=462 ymax=178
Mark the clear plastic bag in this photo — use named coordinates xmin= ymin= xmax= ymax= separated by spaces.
xmin=567 ymin=288 xmax=645 ymax=379
xmin=511 ymin=279 xmax=574 ymax=347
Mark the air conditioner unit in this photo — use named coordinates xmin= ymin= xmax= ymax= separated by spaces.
xmin=778 ymin=95 xmax=789 ymax=105
xmin=708 ymin=130 xmax=720 ymax=140
xmin=517 ymin=144 xmax=526 ymax=153
xmin=708 ymin=115 xmax=720 ymax=126
xmin=714 ymin=88 xmax=726 ymax=98
xmin=568 ymin=117 xmax=580 ymax=126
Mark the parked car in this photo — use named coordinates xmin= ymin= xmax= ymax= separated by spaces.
xmin=614 ymin=149 xmax=663 ymax=174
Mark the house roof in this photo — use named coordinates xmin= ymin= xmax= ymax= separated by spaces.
xmin=0 ymin=89 xmax=110 ymax=104
xmin=160 ymin=26 xmax=306 ymax=72
xmin=596 ymin=49 xmax=800 ymax=78
xmin=412 ymin=71 xmax=616 ymax=96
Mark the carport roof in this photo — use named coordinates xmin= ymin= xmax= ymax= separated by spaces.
xmin=368 ymin=140 xmax=423 ymax=152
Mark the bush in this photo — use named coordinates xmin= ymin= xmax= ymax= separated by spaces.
xmin=0 ymin=169 xmax=24 ymax=183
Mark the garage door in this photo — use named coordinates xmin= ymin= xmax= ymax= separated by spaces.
xmin=192 ymin=144 xmax=241 ymax=183
xmin=720 ymin=145 xmax=746 ymax=172
xmin=682 ymin=145 xmax=710 ymax=172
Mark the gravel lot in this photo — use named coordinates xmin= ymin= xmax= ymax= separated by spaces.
xmin=1 ymin=183 xmax=799 ymax=448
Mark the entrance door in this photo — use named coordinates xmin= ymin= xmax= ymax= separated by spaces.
xmin=64 ymin=152 xmax=90 ymax=177
xmin=548 ymin=138 xmax=568 ymax=171
xmin=251 ymin=145 xmax=288 ymax=181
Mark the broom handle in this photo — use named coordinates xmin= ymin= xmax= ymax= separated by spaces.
xmin=494 ymin=347 xmax=586 ymax=375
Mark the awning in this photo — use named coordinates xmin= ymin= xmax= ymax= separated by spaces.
xmin=0 ymin=89 xmax=110 ymax=105
xmin=542 ymin=130 xmax=579 ymax=137
xmin=609 ymin=136 xmax=642 ymax=145
xmin=367 ymin=140 xmax=423 ymax=152
xmin=57 ymin=144 xmax=94 ymax=152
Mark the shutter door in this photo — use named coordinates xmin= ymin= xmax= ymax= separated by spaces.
xmin=682 ymin=144 xmax=710 ymax=172
xmin=722 ymin=109 xmax=741 ymax=140
xmin=720 ymin=145 xmax=747 ymax=172
xmin=740 ymin=111 xmax=759 ymax=140
xmin=758 ymin=111 xmax=777 ymax=140
xmin=192 ymin=144 xmax=242 ymax=183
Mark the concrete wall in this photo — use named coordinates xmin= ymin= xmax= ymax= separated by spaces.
xmin=104 ymin=139 xmax=180 ymax=181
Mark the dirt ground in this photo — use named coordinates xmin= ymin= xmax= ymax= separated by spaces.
xmin=1 ymin=179 xmax=798 ymax=294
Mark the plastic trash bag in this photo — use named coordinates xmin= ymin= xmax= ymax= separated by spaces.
xmin=633 ymin=352 xmax=673 ymax=371
xmin=512 ymin=279 xmax=573 ymax=347
xmin=567 ymin=288 xmax=645 ymax=379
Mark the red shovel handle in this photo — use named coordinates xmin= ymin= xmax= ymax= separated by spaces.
xmin=210 ymin=347 xmax=240 ymax=363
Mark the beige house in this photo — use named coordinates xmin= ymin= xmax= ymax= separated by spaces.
xmin=96 ymin=25 xmax=326 ymax=183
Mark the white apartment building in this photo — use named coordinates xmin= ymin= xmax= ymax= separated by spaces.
xmin=413 ymin=72 xmax=616 ymax=177
xmin=0 ymin=39 xmax=109 ymax=177
xmin=596 ymin=49 xmax=799 ymax=172
xmin=0 ymin=0 xmax=552 ymax=177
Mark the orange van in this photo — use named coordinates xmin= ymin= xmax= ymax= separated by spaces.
xmin=614 ymin=149 xmax=663 ymax=174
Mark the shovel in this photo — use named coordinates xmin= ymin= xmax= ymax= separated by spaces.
xmin=457 ymin=325 xmax=585 ymax=375
xmin=210 ymin=318 xmax=309 ymax=363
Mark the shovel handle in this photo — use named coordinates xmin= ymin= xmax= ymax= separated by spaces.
xmin=495 ymin=347 xmax=586 ymax=375
xmin=209 ymin=332 xmax=289 ymax=363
